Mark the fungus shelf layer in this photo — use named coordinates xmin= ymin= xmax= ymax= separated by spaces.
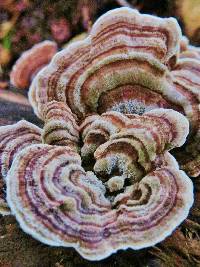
xmin=28 ymin=8 xmax=200 ymax=177
xmin=0 ymin=120 xmax=41 ymax=215
xmin=10 ymin=40 xmax=57 ymax=89
xmin=1 ymin=7 xmax=197 ymax=261
xmin=6 ymin=109 xmax=193 ymax=260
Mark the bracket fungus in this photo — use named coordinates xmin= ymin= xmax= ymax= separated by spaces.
xmin=80 ymin=111 xmax=130 ymax=161
xmin=10 ymin=40 xmax=57 ymax=89
xmin=4 ymin=108 xmax=193 ymax=260
xmin=42 ymin=101 xmax=79 ymax=150
xmin=0 ymin=7 xmax=197 ymax=261
xmin=0 ymin=120 xmax=41 ymax=215
xmin=28 ymin=7 xmax=200 ymax=177
xmin=29 ymin=8 xmax=182 ymax=119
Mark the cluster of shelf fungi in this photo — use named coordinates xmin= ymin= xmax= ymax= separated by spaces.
xmin=0 ymin=7 xmax=199 ymax=261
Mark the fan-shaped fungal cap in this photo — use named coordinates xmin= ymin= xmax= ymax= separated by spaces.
xmin=80 ymin=111 xmax=130 ymax=160
xmin=6 ymin=148 xmax=193 ymax=260
xmin=81 ymin=109 xmax=189 ymax=164
xmin=29 ymin=7 xmax=181 ymax=119
xmin=0 ymin=120 xmax=41 ymax=215
xmin=93 ymin=108 xmax=189 ymax=183
xmin=6 ymin=109 xmax=193 ymax=260
xmin=180 ymin=47 xmax=200 ymax=61
xmin=179 ymin=36 xmax=200 ymax=60
xmin=171 ymin=58 xmax=200 ymax=177
xmin=42 ymin=101 xmax=79 ymax=150
xmin=10 ymin=40 xmax=57 ymax=89
xmin=27 ymin=8 xmax=200 ymax=178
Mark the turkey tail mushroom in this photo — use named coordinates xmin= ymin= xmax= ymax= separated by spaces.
xmin=3 ymin=7 xmax=195 ymax=260
xmin=94 ymin=109 xmax=189 ymax=185
xmin=28 ymin=7 xmax=181 ymax=119
xmin=0 ymin=120 xmax=42 ymax=215
xmin=80 ymin=111 xmax=130 ymax=160
xmin=42 ymin=101 xmax=79 ymax=151
xmin=10 ymin=40 xmax=57 ymax=90
xmin=6 ymin=136 xmax=193 ymax=260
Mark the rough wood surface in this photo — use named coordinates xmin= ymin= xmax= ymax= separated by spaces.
xmin=0 ymin=89 xmax=42 ymax=127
